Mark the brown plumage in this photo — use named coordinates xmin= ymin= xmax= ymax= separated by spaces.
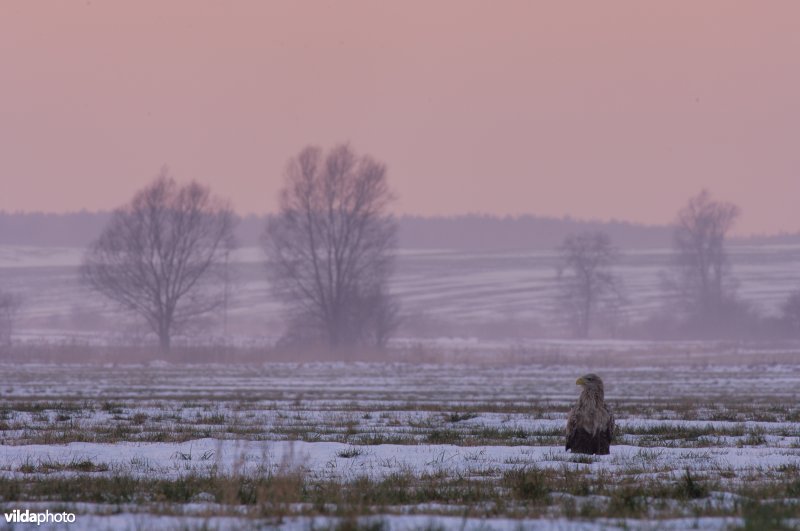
xmin=566 ymin=373 xmax=614 ymax=455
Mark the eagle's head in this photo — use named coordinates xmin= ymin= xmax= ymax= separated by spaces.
xmin=576 ymin=373 xmax=604 ymax=393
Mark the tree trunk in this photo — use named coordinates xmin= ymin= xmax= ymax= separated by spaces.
xmin=158 ymin=324 xmax=171 ymax=351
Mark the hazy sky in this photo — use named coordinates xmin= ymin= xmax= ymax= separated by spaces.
xmin=2 ymin=1 xmax=799 ymax=234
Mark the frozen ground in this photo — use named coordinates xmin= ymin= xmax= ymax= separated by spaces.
xmin=0 ymin=357 xmax=799 ymax=529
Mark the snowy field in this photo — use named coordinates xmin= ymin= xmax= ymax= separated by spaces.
xmin=1 ymin=357 xmax=799 ymax=530
xmin=2 ymin=245 xmax=800 ymax=528
xmin=2 ymin=244 xmax=800 ymax=342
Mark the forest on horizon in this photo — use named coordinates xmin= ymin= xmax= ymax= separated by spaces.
xmin=3 ymin=210 xmax=799 ymax=251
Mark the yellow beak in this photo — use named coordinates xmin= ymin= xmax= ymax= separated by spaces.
xmin=576 ymin=377 xmax=585 ymax=386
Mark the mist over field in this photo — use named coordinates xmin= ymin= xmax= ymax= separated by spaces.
xmin=2 ymin=237 xmax=800 ymax=349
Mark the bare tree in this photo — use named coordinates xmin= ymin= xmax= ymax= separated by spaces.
xmin=669 ymin=189 xmax=740 ymax=320
xmin=82 ymin=171 xmax=236 ymax=351
xmin=557 ymin=231 xmax=623 ymax=339
xmin=0 ymin=291 xmax=22 ymax=346
xmin=263 ymin=144 xmax=399 ymax=349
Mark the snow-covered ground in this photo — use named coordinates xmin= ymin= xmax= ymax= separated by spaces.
xmin=2 ymin=243 xmax=800 ymax=528
xmin=0 ymin=359 xmax=799 ymax=529
xmin=4 ymin=439 xmax=799 ymax=482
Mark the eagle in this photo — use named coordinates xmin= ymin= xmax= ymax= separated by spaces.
xmin=566 ymin=373 xmax=614 ymax=455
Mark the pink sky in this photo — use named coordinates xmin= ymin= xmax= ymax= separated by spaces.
xmin=1 ymin=1 xmax=799 ymax=235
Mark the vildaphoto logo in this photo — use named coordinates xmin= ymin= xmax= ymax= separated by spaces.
xmin=4 ymin=509 xmax=76 ymax=525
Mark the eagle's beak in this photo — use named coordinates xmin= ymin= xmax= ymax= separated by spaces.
xmin=576 ymin=377 xmax=585 ymax=386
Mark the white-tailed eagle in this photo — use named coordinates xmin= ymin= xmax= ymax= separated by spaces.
xmin=566 ymin=373 xmax=614 ymax=455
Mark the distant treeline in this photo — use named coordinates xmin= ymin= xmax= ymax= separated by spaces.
xmin=1 ymin=211 xmax=798 ymax=250
xmin=398 ymin=215 xmax=674 ymax=250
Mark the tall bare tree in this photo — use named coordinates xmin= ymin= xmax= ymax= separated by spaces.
xmin=670 ymin=189 xmax=740 ymax=319
xmin=82 ymin=171 xmax=236 ymax=351
xmin=557 ymin=231 xmax=623 ymax=338
xmin=263 ymin=144 xmax=399 ymax=349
